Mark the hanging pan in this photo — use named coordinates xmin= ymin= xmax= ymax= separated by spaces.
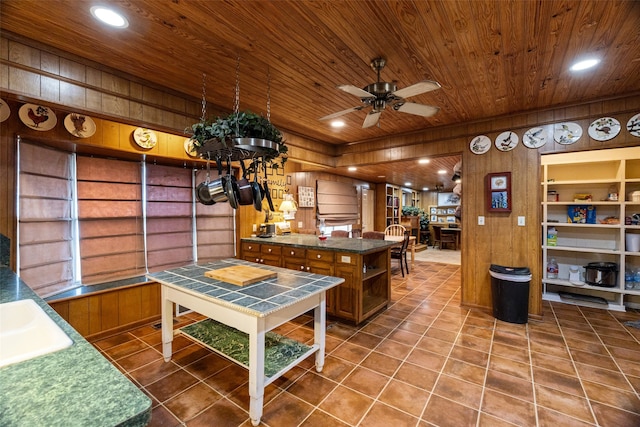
xmin=224 ymin=156 xmax=240 ymax=209
xmin=236 ymin=159 xmax=254 ymax=206
xmin=263 ymin=161 xmax=275 ymax=211
xmin=196 ymin=157 xmax=215 ymax=205
xmin=251 ymin=158 xmax=263 ymax=211
xmin=206 ymin=155 xmax=228 ymax=204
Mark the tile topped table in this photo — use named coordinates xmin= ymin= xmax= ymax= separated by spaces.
xmin=148 ymin=259 xmax=344 ymax=426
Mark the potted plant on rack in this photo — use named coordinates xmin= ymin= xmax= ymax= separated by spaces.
xmin=186 ymin=110 xmax=288 ymax=169
xmin=401 ymin=206 xmax=429 ymax=243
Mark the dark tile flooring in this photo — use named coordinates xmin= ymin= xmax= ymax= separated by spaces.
xmin=91 ymin=261 xmax=640 ymax=426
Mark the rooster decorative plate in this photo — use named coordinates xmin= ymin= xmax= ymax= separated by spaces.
xmin=133 ymin=127 xmax=157 ymax=149
xmin=0 ymin=98 xmax=10 ymax=123
xmin=523 ymin=127 xmax=548 ymax=149
xmin=19 ymin=103 xmax=57 ymax=131
xmin=627 ymin=113 xmax=640 ymax=138
xmin=469 ymin=135 xmax=491 ymax=154
xmin=588 ymin=117 xmax=620 ymax=141
xmin=495 ymin=131 xmax=519 ymax=152
xmin=64 ymin=113 xmax=96 ymax=138
xmin=554 ymin=122 xmax=582 ymax=145
xmin=184 ymin=138 xmax=198 ymax=157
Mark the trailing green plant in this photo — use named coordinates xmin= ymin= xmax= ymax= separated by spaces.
xmin=186 ymin=110 xmax=287 ymax=167
xmin=401 ymin=206 xmax=429 ymax=230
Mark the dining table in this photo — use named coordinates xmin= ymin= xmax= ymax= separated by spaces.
xmin=384 ymin=234 xmax=417 ymax=265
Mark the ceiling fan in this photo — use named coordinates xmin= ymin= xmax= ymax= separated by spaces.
xmin=320 ymin=58 xmax=441 ymax=128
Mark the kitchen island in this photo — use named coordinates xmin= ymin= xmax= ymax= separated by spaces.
xmin=241 ymin=234 xmax=398 ymax=324
xmin=0 ymin=268 xmax=152 ymax=427
xmin=148 ymin=259 xmax=343 ymax=426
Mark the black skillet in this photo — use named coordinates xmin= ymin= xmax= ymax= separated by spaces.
xmin=224 ymin=156 xmax=240 ymax=209
xmin=251 ymin=158 xmax=263 ymax=211
xmin=263 ymin=161 xmax=275 ymax=211
xmin=236 ymin=160 xmax=254 ymax=206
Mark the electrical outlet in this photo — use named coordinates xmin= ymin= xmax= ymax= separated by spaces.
xmin=518 ymin=216 xmax=525 ymax=226
xmin=298 ymin=221 xmax=303 ymax=228
xmin=478 ymin=216 xmax=485 ymax=225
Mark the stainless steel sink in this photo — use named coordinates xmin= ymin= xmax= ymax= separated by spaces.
xmin=0 ymin=299 xmax=73 ymax=368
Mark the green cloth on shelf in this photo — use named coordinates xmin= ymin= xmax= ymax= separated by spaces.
xmin=181 ymin=319 xmax=312 ymax=377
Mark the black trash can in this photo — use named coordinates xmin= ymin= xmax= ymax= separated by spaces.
xmin=490 ymin=264 xmax=532 ymax=324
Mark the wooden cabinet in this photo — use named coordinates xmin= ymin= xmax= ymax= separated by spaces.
xmin=541 ymin=147 xmax=640 ymax=311
xmin=240 ymin=239 xmax=391 ymax=323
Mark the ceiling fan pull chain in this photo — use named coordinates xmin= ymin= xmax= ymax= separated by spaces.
xmin=200 ymin=72 xmax=207 ymax=122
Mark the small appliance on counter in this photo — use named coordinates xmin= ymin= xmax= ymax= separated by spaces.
xmin=257 ymin=223 xmax=276 ymax=238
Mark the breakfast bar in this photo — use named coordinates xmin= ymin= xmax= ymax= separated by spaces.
xmin=148 ymin=259 xmax=343 ymax=426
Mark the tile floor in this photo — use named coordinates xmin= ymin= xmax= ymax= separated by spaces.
xmin=92 ymin=261 xmax=640 ymax=426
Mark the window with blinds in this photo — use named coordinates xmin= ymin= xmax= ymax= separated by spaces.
xmin=146 ymin=164 xmax=194 ymax=271
xmin=76 ymin=156 xmax=145 ymax=284
xmin=316 ymin=180 xmax=359 ymax=226
xmin=17 ymin=143 xmax=75 ymax=296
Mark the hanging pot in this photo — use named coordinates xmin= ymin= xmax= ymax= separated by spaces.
xmin=236 ymin=160 xmax=254 ymax=206
xmin=263 ymin=161 xmax=275 ymax=211
xmin=251 ymin=158 xmax=263 ymax=211
xmin=206 ymin=156 xmax=228 ymax=204
xmin=224 ymin=156 xmax=240 ymax=209
xmin=584 ymin=262 xmax=618 ymax=287
xmin=196 ymin=158 xmax=215 ymax=205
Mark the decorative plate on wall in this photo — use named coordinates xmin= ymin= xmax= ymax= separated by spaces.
xmin=588 ymin=117 xmax=620 ymax=141
xmin=469 ymin=135 xmax=491 ymax=154
xmin=133 ymin=127 xmax=157 ymax=149
xmin=184 ymin=138 xmax=198 ymax=157
xmin=64 ymin=113 xmax=96 ymax=138
xmin=554 ymin=122 xmax=582 ymax=145
xmin=627 ymin=113 xmax=640 ymax=138
xmin=0 ymin=98 xmax=10 ymax=123
xmin=523 ymin=127 xmax=548 ymax=148
xmin=495 ymin=131 xmax=519 ymax=152
xmin=19 ymin=104 xmax=57 ymax=131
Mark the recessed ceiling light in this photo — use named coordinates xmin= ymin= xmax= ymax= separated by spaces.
xmin=422 ymin=187 xmax=429 ymax=191
xmin=90 ymin=6 xmax=129 ymax=28
xmin=348 ymin=166 xmax=357 ymax=171
xmin=570 ymin=58 xmax=600 ymax=72
xmin=418 ymin=159 xmax=430 ymax=164
xmin=331 ymin=120 xmax=345 ymax=128
xmin=437 ymin=169 xmax=447 ymax=174
xmin=377 ymin=175 xmax=385 ymax=178
xmin=404 ymin=182 xmax=412 ymax=186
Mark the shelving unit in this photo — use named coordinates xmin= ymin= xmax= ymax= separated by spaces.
xmin=386 ymin=184 xmax=401 ymax=226
xmin=541 ymin=147 xmax=640 ymax=311
xmin=428 ymin=204 xmax=459 ymax=224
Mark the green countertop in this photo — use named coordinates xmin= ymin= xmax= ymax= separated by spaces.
xmin=242 ymin=234 xmax=398 ymax=254
xmin=0 ymin=268 xmax=152 ymax=427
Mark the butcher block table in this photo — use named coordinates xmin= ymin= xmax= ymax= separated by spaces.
xmin=147 ymin=259 xmax=343 ymax=426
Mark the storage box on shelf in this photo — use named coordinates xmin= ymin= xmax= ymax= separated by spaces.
xmin=541 ymin=147 xmax=640 ymax=311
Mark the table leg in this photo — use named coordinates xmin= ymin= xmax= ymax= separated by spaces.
xmin=161 ymin=287 xmax=174 ymax=362
xmin=313 ymin=295 xmax=326 ymax=373
xmin=248 ymin=319 xmax=266 ymax=426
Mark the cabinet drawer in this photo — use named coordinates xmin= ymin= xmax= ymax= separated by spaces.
xmin=284 ymin=247 xmax=306 ymax=259
xmin=242 ymin=242 xmax=260 ymax=255
xmin=307 ymin=250 xmax=334 ymax=266
xmin=335 ymin=252 xmax=357 ymax=266
xmin=261 ymin=244 xmax=282 ymax=256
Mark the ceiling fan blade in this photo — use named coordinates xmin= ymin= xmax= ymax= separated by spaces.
xmin=362 ymin=111 xmax=381 ymax=128
xmin=395 ymin=102 xmax=440 ymax=117
xmin=337 ymin=84 xmax=375 ymax=98
xmin=392 ymin=80 xmax=441 ymax=99
xmin=319 ymin=106 xmax=365 ymax=121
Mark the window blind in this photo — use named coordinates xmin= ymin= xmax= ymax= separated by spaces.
xmin=194 ymin=169 xmax=235 ymax=262
xmin=316 ymin=180 xmax=359 ymax=226
xmin=76 ymin=156 xmax=145 ymax=284
xmin=18 ymin=142 xmax=75 ymax=296
xmin=146 ymin=164 xmax=194 ymax=272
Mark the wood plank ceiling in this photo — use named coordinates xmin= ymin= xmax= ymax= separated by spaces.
xmin=2 ymin=0 xmax=639 ymax=191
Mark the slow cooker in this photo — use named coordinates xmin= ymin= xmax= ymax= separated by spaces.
xmin=584 ymin=262 xmax=618 ymax=287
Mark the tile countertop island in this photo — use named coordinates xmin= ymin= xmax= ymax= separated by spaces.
xmin=0 ymin=268 xmax=152 ymax=427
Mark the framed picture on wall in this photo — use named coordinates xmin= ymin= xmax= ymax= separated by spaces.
xmin=298 ymin=186 xmax=315 ymax=208
xmin=437 ymin=192 xmax=461 ymax=206
xmin=486 ymin=172 xmax=511 ymax=212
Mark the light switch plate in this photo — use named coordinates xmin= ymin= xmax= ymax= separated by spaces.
xmin=298 ymin=221 xmax=303 ymax=228
xmin=518 ymin=216 xmax=525 ymax=226
xmin=478 ymin=216 xmax=485 ymax=225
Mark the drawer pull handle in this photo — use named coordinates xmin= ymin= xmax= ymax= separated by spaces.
xmin=306 ymin=267 xmax=311 ymax=271
xmin=317 ymin=254 xmax=321 ymax=259
xmin=268 ymin=248 xmax=272 ymax=253
xmin=300 ymin=266 xmax=304 ymax=270
xmin=248 ymin=245 xmax=252 ymax=250
xmin=291 ymin=251 xmax=295 ymax=255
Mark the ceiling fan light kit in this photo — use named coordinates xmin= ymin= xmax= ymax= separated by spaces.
xmin=320 ymin=57 xmax=441 ymax=128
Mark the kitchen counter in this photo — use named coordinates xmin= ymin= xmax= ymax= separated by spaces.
xmin=242 ymin=234 xmax=398 ymax=253
xmin=0 ymin=268 xmax=151 ymax=427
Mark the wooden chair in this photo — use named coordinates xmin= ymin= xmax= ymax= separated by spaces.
xmin=432 ymin=225 xmax=456 ymax=250
xmin=331 ymin=230 xmax=349 ymax=238
xmin=362 ymin=231 xmax=385 ymax=240
xmin=390 ymin=231 xmax=410 ymax=277
xmin=384 ymin=224 xmax=406 ymax=238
